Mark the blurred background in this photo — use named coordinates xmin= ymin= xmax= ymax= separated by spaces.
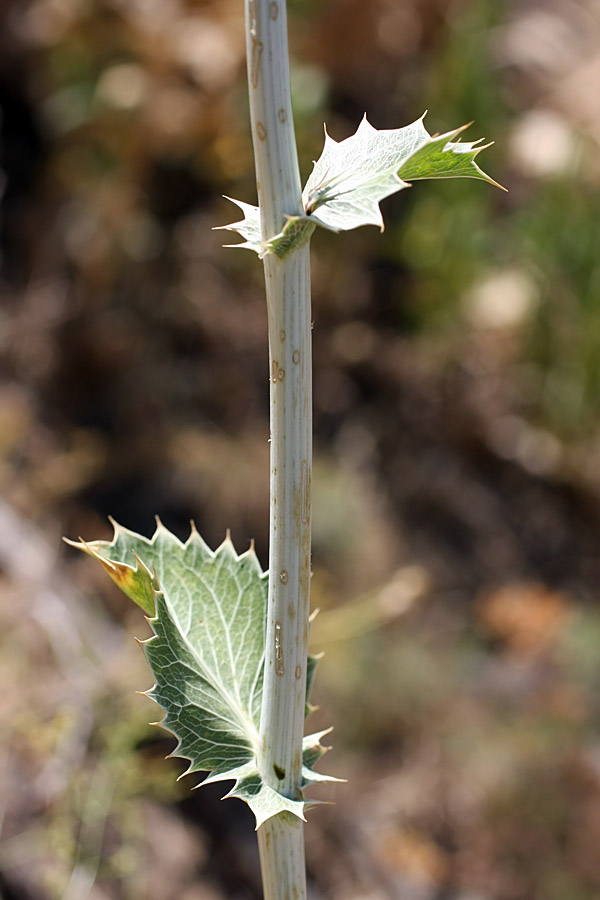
xmin=2 ymin=0 xmax=600 ymax=898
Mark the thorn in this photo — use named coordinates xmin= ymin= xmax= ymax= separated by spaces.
xmin=107 ymin=515 xmax=119 ymax=535
xmin=312 ymin=726 xmax=334 ymax=741
xmin=74 ymin=537 xmax=119 ymax=572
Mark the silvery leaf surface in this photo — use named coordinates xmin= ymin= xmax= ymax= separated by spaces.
xmin=302 ymin=113 xmax=503 ymax=233
xmin=68 ymin=521 xmax=335 ymax=827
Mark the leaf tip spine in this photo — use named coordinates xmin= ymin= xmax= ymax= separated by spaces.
xmin=221 ymin=529 xmax=238 ymax=557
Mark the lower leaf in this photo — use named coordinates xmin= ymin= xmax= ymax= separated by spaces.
xmin=67 ymin=520 xmax=335 ymax=826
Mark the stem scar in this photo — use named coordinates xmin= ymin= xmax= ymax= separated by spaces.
xmin=248 ymin=0 xmax=263 ymax=88
xmin=301 ymin=460 xmax=311 ymax=526
xmin=275 ymin=621 xmax=285 ymax=675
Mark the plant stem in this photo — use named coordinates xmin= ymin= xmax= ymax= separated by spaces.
xmin=244 ymin=0 xmax=311 ymax=897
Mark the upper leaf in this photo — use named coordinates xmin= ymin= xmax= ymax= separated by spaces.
xmin=67 ymin=521 xmax=335 ymax=827
xmin=219 ymin=114 xmax=502 ymax=254
xmin=302 ymin=113 xmax=504 ymax=233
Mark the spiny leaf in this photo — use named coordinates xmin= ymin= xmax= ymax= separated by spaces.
xmin=219 ymin=115 xmax=502 ymax=255
xmin=216 ymin=198 xmax=315 ymax=260
xmin=67 ymin=520 xmax=335 ymax=827
xmin=302 ymin=113 xmax=504 ymax=233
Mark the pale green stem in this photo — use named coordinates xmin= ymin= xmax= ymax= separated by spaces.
xmin=244 ymin=1 xmax=311 ymax=898
xmin=258 ymin=814 xmax=307 ymax=899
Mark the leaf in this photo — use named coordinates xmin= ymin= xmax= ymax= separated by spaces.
xmin=216 ymin=198 xmax=315 ymax=260
xmin=67 ymin=520 xmax=336 ymax=827
xmin=217 ymin=115 xmax=502 ymax=254
xmin=302 ymin=113 xmax=504 ymax=233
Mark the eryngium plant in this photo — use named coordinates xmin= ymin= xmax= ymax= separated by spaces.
xmin=68 ymin=2 xmax=502 ymax=897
